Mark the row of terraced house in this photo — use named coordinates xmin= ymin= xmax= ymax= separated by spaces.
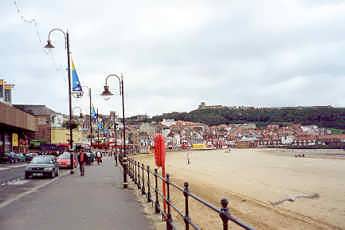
xmin=130 ymin=119 xmax=345 ymax=150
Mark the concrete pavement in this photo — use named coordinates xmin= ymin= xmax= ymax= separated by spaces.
xmin=0 ymin=157 xmax=153 ymax=230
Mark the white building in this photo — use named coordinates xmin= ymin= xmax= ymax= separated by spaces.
xmin=281 ymin=135 xmax=295 ymax=145
xmin=161 ymin=119 xmax=176 ymax=127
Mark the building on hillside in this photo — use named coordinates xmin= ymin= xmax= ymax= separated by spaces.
xmin=239 ymin=123 xmax=257 ymax=129
xmin=281 ymin=135 xmax=295 ymax=145
xmin=161 ymin=119 xmax=176 ymax=127
xmin=51 ymin=113 xmax=65 ymax=128
xmin=301 ymin=125 xmax=320 ymax=135
xmin=139 ymin=122 xmax=156 ymax=137
xmin=197 ymin=102 xmax=224 ymax=110
xmin=127 ymin=114 xmax=149 ymax=123
xmin=292 ymin=135 xmax=318 ymax=147
xmin=318 ymin=134 xmax=345 ymax=147
xmin=236 ymin=139 xmax=258 ymax=148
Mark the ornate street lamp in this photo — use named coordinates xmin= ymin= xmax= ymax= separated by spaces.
xmin=111 ymin=112 xmax=118 ymax=166
xmin=44 ymin=28 xmax=74 ymax=174
xmin=101 ymin=74 xmax=128 ymax=188
xmin=73 ymin=85 xmax=94 ymax=149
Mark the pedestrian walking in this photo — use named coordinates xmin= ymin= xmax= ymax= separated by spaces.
xmin=114 ymin=151 xmax=118 ymax=166
xmin=96 ymin=151 xmax=102 ymax=165
xmin=77 ymin=146 xmax=86 ymax=176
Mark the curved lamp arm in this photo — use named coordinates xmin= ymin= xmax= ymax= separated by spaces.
xmin=45 ymin=28 xmax=67 ymax=49
xmin=104 ymin=73 xmax=123 ymax=95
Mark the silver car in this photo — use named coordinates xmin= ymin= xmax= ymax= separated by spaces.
xmin=25 ymin=156 xmax=59 ymax=179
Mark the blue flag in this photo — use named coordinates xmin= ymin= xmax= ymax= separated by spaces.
xmin=97 ymin=120 xmax=103 ymax=130
xmin=71 ymin=58 xmax=82 ymax=93
xmin=91 ymin=105 xmax=97 ymax=120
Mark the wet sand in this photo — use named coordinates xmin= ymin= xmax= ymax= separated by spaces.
xmin=134 ymin=149 xmax=345 ymax=230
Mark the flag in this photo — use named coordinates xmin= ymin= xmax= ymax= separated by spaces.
xmin=91 ymin=105 xmax=97 ymax=120
xmin=71 ymin=58 xmax=82 ymax=93
xmin=97 ymin=119 xmax=104 ymax=130
xmin=0 ymin=79 xmax=4 ymax=98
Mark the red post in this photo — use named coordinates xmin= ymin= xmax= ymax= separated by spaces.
xmin=154 ymin=134 xmax=167 ymax=213
xmin=162 ymin=163 xmax=167 ymax=213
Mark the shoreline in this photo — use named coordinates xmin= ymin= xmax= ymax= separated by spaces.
xmin=169 ymin=147 xmax=345 ymax=159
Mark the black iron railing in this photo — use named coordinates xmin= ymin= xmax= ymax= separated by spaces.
xmin=127 ymin=158 xmax=254 ymax=230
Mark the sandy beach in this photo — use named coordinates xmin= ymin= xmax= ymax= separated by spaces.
xmin=134 ymin=149 xmax=345 ymax=230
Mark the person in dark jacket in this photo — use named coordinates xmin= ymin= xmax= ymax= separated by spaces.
xmin=77 ymin=146 xmax=86 ymax=176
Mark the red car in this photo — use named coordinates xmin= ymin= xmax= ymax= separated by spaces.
xmin=56 ymin=152 xmax=77 ymax=169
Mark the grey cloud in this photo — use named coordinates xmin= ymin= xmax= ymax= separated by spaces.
xmin=1 ymin=0 xmax=345 ymax=116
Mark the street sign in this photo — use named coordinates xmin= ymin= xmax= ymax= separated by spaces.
xmin=12 ymin=133 xmax=18 ymax=147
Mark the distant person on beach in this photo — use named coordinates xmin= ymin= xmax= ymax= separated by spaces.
xmin=186 ymin=152 xmax=191 ymax=165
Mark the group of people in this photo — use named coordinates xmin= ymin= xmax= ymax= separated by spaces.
xmin=75 ymin=146 xmax=106 ymax=177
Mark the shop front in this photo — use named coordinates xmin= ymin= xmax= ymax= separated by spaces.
xmin=0 ymin=102 xmax=36 ymax=154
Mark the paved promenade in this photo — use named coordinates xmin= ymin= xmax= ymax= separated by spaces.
xmin=0 ymin=157 xmax=153 ymax=230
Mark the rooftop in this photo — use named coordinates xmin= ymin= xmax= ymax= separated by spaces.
xmin=14 ymin=104 xmax=56 ymax=116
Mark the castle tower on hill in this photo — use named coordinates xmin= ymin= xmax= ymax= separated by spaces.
xmin=198 ymin=102 xmax=224 ymax=110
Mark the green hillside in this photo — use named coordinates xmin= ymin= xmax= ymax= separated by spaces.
xmin=151 ymin=106 xmax=345 ymax=129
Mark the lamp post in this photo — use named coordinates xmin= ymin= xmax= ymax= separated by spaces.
xmin=96 ymin=108 xmax=100 ymax=147
xmin=88 ymin=87 xmax=93 ymax=149
xmin=45 ymin=28 xmax=74 ymax=174
xmin=112 ymin=114 xmax=118 ymax=166
xmin=101 ymin=74 xmax=127 ymax=188
xmin=73 ymin=86 xmax=93 ymax=149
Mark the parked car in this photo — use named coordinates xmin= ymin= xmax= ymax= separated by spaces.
xmin=0 ymin=153 xmax=11 ymax=163
xmin=25 ymin=156 xmax=59 ymax=179
xmin=86 ymin=152 xmax=95 ymax=165
xmin=24 ymin=153 xmax=36 ymax=162
xmin=15 ymin=153 xmax=26 ymax=162
xmin=56 ymin=152 xmax=77 ymax=169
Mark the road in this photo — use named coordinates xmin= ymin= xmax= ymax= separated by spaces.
xmin=0 ymin=164 xmax=27 ymax=185
xmin=0 ymin=163 xmax=66 ymax=207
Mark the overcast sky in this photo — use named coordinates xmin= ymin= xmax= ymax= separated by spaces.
xmin=1 ymin=0 xmax=345 ymax=116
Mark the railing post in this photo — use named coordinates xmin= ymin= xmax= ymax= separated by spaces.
xmin=147 ymin=165 xmax=151 ymax=202
xmin=137 ymin=162 xmax=141 ymax=190
xmin=122 ymin=155 xmax=128 ymax=189
xmin=134 ymin=160 xmax=137 ymax=184
xmin=128 ymin=158 xmax=132 ymax=179
xmin=220 ymin=198 xmax=230 ymax=230
xmin=131 ymin=159 xmax=134 ymax=180
xmin=183 ymin=182 xmax=190 ymax=230
xmin=132 ymin=159 xmax=134 ymax=180
xmin=130 ymin=159 xmax=133 ymax=180
xmin=115 ymin=150 xmax=118 ymax=166
xmin=132 ymin=159 xmax=135 ymax=180
xmin=166 ymin=174 xmax=173 ymax=230
xmin=154 ymin=168 xmax=160 ymax=214
xmin=141 ymin=163 xmax=146 ymax=195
